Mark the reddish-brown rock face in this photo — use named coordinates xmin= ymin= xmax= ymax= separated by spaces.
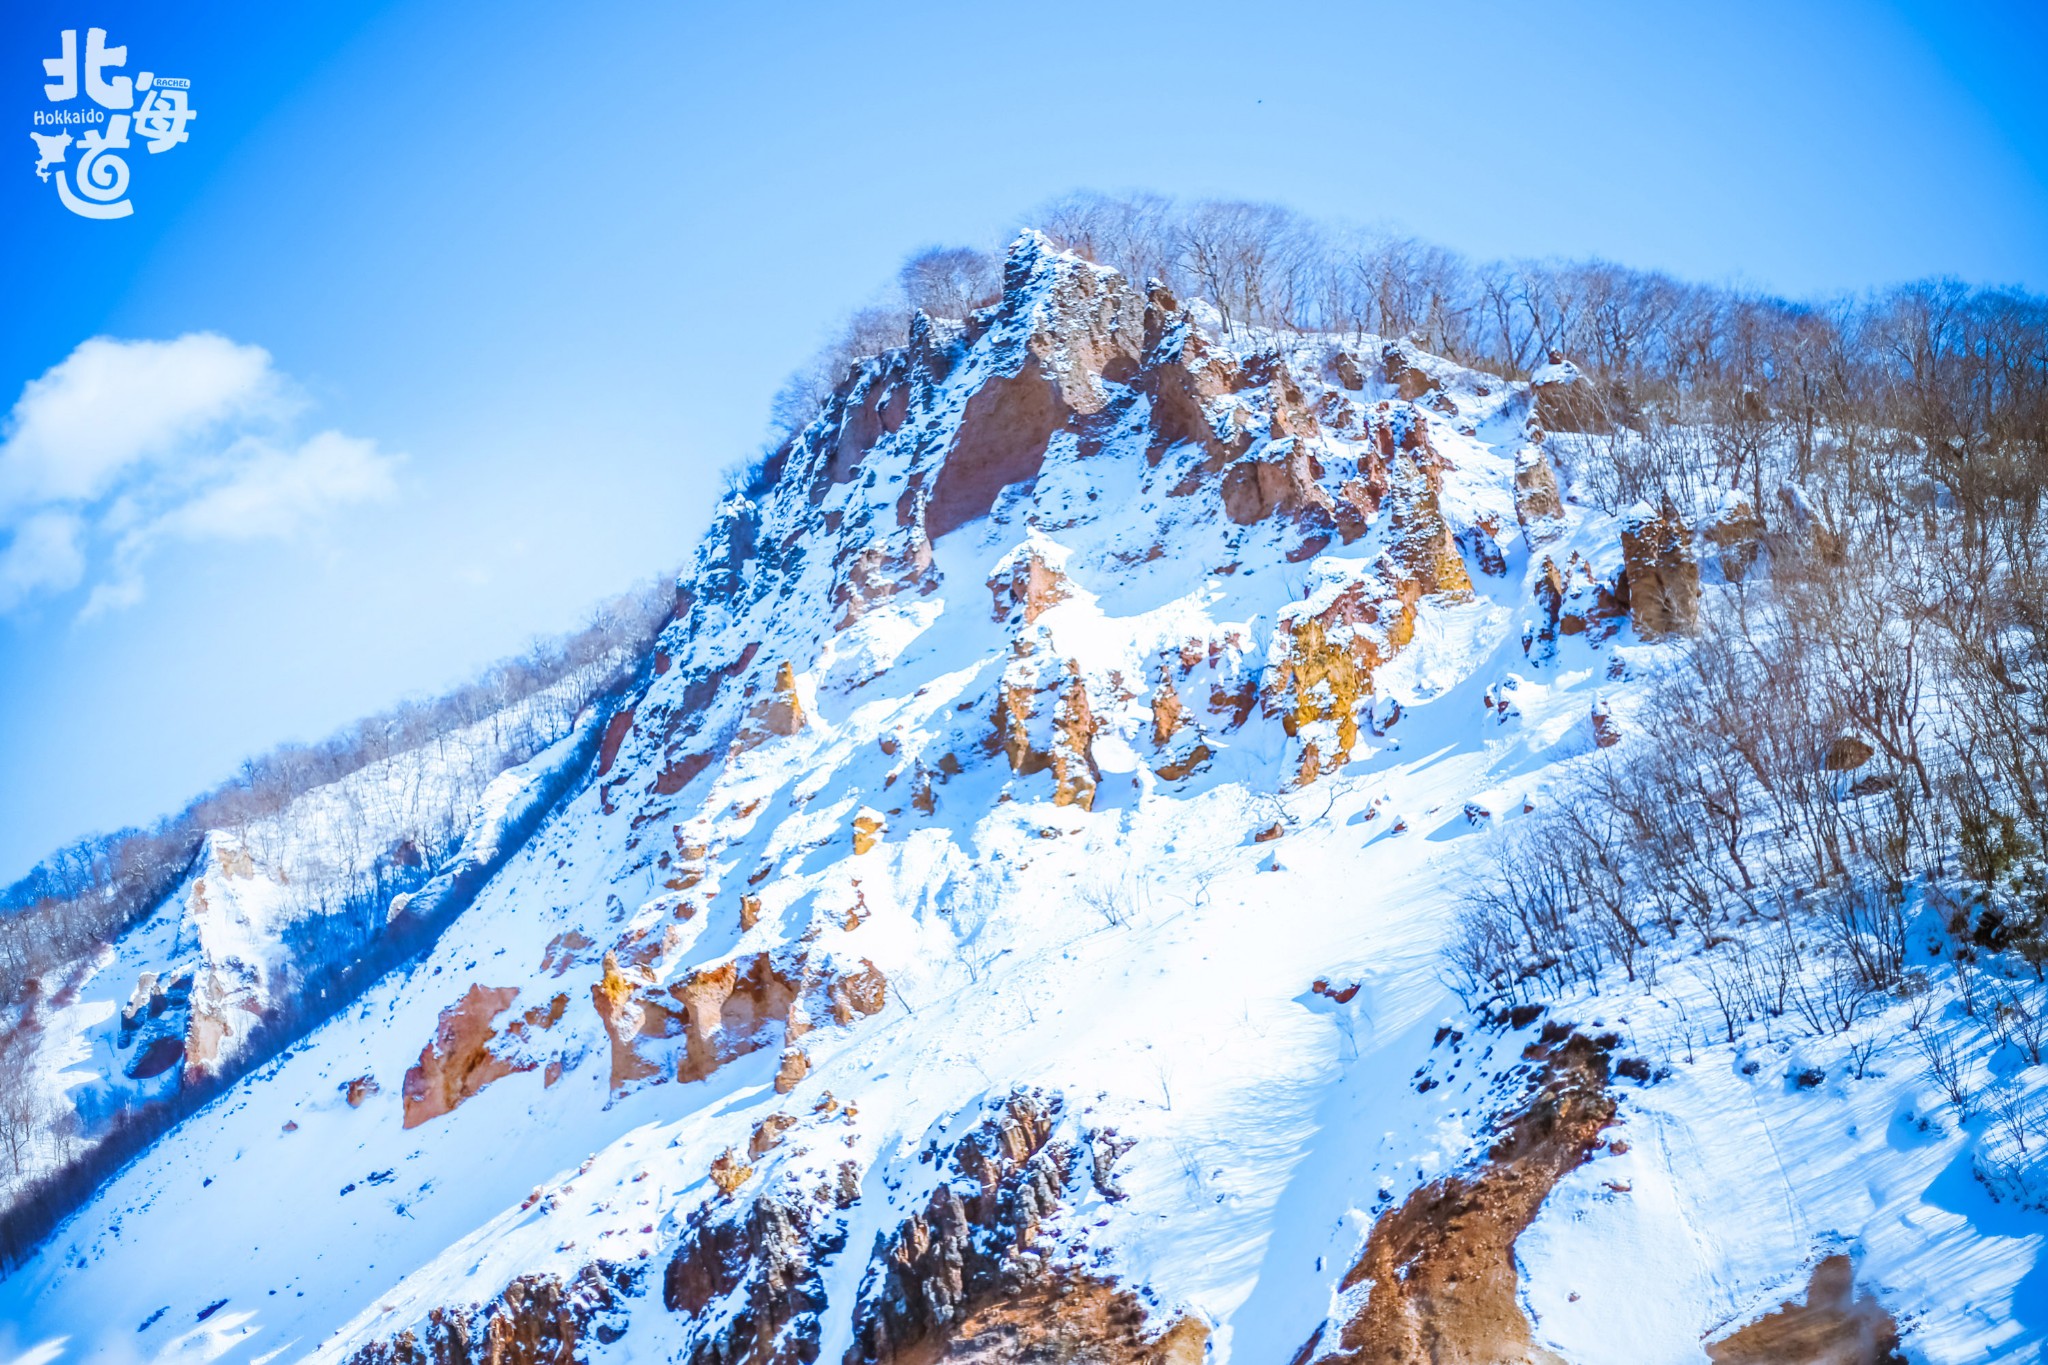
xmin=990 ymin=667 xmax=1102 ymax=809
xmin=920 ymin=236 xmax=1142 ymax=541
xmin=925 ymin=356 xmax=1071 ymax=541
xmin=1619 ymin=502 xmax=1700 ymax=638
xmin=987 ymin=548 xmax=1070 ymax=624
xmin=596 ymin=708 xmax=635 ymax=777
xmin=1381 ymin=340 xmax=1438 ymax=400
xmin=1513 ymin=447 xmax=1565 ymax=538
xmin=1220 ymin=440 xmax=1336 ymax=527
xmin=593 ymin=948 xmax=886 ymax=1096
xmin=1530 ymin=348 xmax=1616 ymax=434
xmin=1528 ymin=553 xmax=1627 ymax=657
xmin=1314 ymin=1034 xmax=1616 ymax=1365
xmin=344 ymin=1264 xmax=637 ymax=1365
xmin=402 ymin=985 xmax=525 ymax=1129
xmin=742 ymin=662 xmax=806 ymax=741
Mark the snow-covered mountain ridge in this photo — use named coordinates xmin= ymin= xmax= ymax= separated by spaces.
xmin=0 ymin=231 xmax=2040 ymax=1365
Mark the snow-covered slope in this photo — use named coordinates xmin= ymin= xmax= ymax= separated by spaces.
xmin=4 ymin=673 xmax=617 ymax=1201
xmin=0 ymin=234 xmax=2039 ymax=1365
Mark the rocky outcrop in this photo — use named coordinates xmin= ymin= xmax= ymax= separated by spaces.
xmin=1776 ymin=482 xmax=1844 ymax=564
xmin=1138 ymin=283 xmax=1249 ymax=469
xmin=924 ymin=235 xmax=1141 ymax=541
xmin=1512 ymin=447 xmax=1565 ymax=540
xmin=1381 ymin=341 xmax=1438 ymax=401
xmin=990 ymin=665 xmax=1102 ymax=809
xmin=1263 ymin=453 xmax=1473 ymax=785
xmin=345 ymin=1263 xmax=639 ymax=1365
xmin=1311 ymin=1030 xmax=1617 ymax=1365
xmin=590 ymin=952 xmax=673 ymax=1091
xmin=1220 ymin=438 xmax=1336 ymax=527
xmin=1618 ymin=501 xmax=1699 ymax=638
xmin=926 ymin=355 xmax=1072 ymax=541
xmin=1701 ymin=489 xmax=1765 ymax=580
xmin=987 ymin=545 xmax=1070 ymax=624
xmin=1705 ymin=1256 xmax=1906 ymax=1365
xmin=852 ymin=809 xmax=886 ymax=855
xmin=832 ymin=537 xmax=938 ymax=630
xmin=403 ymin=985 xmax=567 ymax=1128
xmin=1147 ymin=673 xmax=1211 ymax=782
xmin=662 ymin=1193 xmax=839 ymax=1365
xmin=1529 ymin=348 xmax=1614 ymax=434
xmin=841 ymin=1091 xmax=1202 ymax=1365
xmin=744 ymin=662 xmax=806 ymax=741
xmin=1527 ymin=553 xmax=1626 ymax=656
xmin=593 ymin=949 xmax=886 ymax=1095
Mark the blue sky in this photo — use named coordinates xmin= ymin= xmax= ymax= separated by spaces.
xmin=1 ymin=0 xmax=2044 ymax=882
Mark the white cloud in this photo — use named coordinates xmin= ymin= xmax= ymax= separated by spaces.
xmin=0 ymin=334 xmax=402 ymax=616
xmin=0 ymin=510 xmax=85 ymax=609
xmin=151 ymin=431 xmax=399 ymax=543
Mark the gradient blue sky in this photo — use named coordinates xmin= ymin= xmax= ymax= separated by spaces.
xmin=1 ymin=0 xmax=2044 ymax=882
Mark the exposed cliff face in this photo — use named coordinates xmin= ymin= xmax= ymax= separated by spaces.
xmin=1308 ymin=1029 xmax=1618 ymax=1365
xmin=1618 ymin=501 xmax=1700 ymax=638
xmin=8 ymin=231 xmax=2004 ymax=1365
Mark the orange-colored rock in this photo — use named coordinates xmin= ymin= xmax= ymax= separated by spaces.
xmin=829 ymin=960 xmax=888 ymax=1024
xmin=539 ymin=929 xmax=594 ymax=977
xmin=992 ymin=681 xmax=1042 ymax=776
xmin=1705 ymin=1255 xmax=1904 ymax=1364
xmin=1267 ymin=607 xmax=1378 ymax=777
xmin=676 ymin=954 xmax=805 ymax=1083
xmin=1050 ymin=679 xmax=1101 ymax=810
xmin=1324 ymin=1033 xmax=1615 ymax=1365
xmin=773 ymin=1047 xmax=810 ymax=1095
xmin=1151 ymin=675 xmax=1186 ymax=747
xmin=1381 ymin=340 xmax=1438 ymax=400
xmin=740 ymin=894 xmax=763 ymax=930
xmin=402 ymin=985 xmax=529 ymax=1129
xmin=1513 ymin=447 xmax=1564 ymax=539
xmin=709 ymin=1148 xmax=753 ymax=1197
xmin=852 ymin=809 xmax=886 ymax=855
xmin=988 ymin=548 xmax=1070 ymax=624
xmin=1619 ymin=501 xmax=1699 ymax=638
xmin=342 ymin=1075 xmax=380 ymax=1107
xmin=590 ymin=953 xmax=670 ymax=1091
xmin=749 ymin=1112 xmax=799 ymax=1157
xmin=1385 ymin=459 xmax=1475 ymax=603
xmin=746 ymin=662 xmax=806 ymax=739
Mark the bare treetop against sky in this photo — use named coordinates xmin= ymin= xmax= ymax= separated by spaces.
xmin=0 ymin=0 xmax=2044 ymax=880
